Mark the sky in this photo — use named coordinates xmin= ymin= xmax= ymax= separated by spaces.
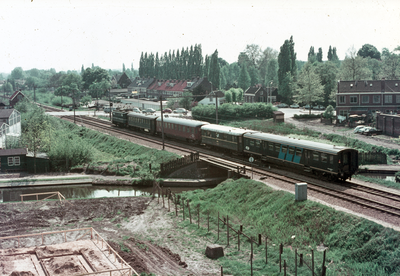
xmin=1 ymin=0 xmax=400 ymax=74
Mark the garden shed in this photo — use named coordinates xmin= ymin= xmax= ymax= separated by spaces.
xmin=26 ymin=152 xmax=50 ymax=173
xmin=0 ymin=148 xmax=27 ymax=172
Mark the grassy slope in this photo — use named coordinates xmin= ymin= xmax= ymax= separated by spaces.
xmin=178 ymin=179 xmax=400 ymax=275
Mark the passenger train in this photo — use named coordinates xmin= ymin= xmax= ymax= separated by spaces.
xmin=112 ymin=110 xmax=358 ymax=181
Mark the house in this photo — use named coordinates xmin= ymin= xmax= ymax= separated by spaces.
xmin=147 ymin=79 xmax=188 ymax=99
xmin=198 ymin=90 xmax=225 ymax=106
xmin=244 ymin=85 xmax=277 ymax=103
xmin=336 ymin=79 xmax=400 ymax=118
xmin=117 ymin=72 xmax=132 ymax=89
xmin=9 ymin=90 xmax=26 ymax=108
xmin=127 ymin=77 xmax=156 ymax=98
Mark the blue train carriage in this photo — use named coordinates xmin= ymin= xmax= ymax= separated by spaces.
xmin=112 ymin=110 xmax=129 ymax=127
xmin=243 ymin=132 xmax=358 ymax=181
xmin=156 ymin=116 xmax=209 ymax=143
xmin=127 ymin=112 xmax=158 ymax=134
xmin=201 ymin=124 xmax=258 ymax=153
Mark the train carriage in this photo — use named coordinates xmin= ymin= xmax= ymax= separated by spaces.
xmin=201 ymin=124 xmax=257 ymax=153
xmin=127 ymin=113 xmax=158 ymax=134
xmin=243 ymin=132 xmax=358 ymax=180
xmin=111 ymin=110 xmax=128 ymax=127
xmin=156 ymin=116 xmax=209 ymax=143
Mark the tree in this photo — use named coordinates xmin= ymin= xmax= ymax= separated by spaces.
xmin=296 ymin=62 xmax=324 ymax=114
xmin=327 ymin=46 xmax=333 ymax=61
xmin=380 ymin=48 xmax=400 ymax=79
xmin=339 ymin=46 xmax=372 ymax=80
xmin=80 ymin=95 xmax=92 ymax=107
xmin=315 ymin=61 xmax=339 ymax=106
xmin=308 ymin=46 xmax=316 ymax=63
xmin=178 ymin=92 xmax=193 ymax=110
xmin=10 ymin=67 xmax=24 ymax=80
xmin=82 ymin=67 xmax=109 ymax=90
xmin=209 ymin=50 xmax=220 ymax=88
xmin=358 ymin=44 xmax=381 ymax=60
xmin=21 ymin=107 xmax=52 ymax=173
xmin=248 ymin=65 xmax=259 ymax=86
xmin=238 ymin=65 xmax=251 ymax=91
xmin=316 ymin=48 xmax=323 ymax=62
xmin=278 ymin=36 xmax=297 ymax=102
xmin=224 ymin=91 xmax=232 ymax=103
xmin=123 ymin=63 xmax=126 ymax=72
xmin=88 ymin=79 xmax=111 ymax=101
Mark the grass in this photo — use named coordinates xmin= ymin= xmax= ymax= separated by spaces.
xmin=174 ymin=178 xmax=400 ymax=275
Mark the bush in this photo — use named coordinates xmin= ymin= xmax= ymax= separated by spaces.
xmin=293 ymin=114 xmax=320 ymax=119
xmin=51 ymin=96 xmax=73 ymax=107
xmin=323 ymin=105 xmax=335 ymax=119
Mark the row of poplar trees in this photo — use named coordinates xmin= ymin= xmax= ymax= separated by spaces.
xmin=139 ymin=44 xmax=220 ymax=88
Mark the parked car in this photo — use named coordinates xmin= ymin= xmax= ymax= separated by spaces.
xmin=290 ymin=104 xmax=300 ymax=108
xmin=362 ymin=127 xmax=382 ymax=136
xmin=132 ymin=107 xmax=141 ymax=113
xmin=162 ymin=108 xmax=172 ymax=113
xmin=353 ymin=125 xmax=366 ymax=133
xmin=357 ymin=126 xmax=371 ymax=134
xmin=144 ymin=108 xmax=156 ymax=114
xmin=277 ymin=103 xmax=289 ymax=108
xmin=314 ymin=105 xmax=325 ymax=110
xmin=173 ymin=108 xmax=188 ymax=115
xmin=303 ymin=104 xmax=312 ymax=109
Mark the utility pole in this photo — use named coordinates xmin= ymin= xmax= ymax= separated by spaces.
xmin=160 ymin=94 xmax=165 ymax=150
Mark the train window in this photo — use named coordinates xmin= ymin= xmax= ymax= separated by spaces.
xmin=289 ymin=147 xmax=294 ymax=155
xmin=282 ymin=146 xmax=287 ymax=154
xmin=223 ymin=134 xmax=227 ymax=140
xmin=321 ymin=153 xmax=327 ymax=163
xmin=275 ymin=144 xmax=280 ymax=152
xmin=329 ymin=155 xmax=333 ymax=164
xmin=192 ymin=128 xmax=194 ymax=133
xmin=269 ymin=143 xmax=274 ymax=151
xmin=250 ymin=140 xmax=255 ymax=146
xmin=256 ymin=140 xmax=261 ymax=148
xmin=183 ymin=126 xmax=186 ymax=132
xmin=313 ymin=152 xmax=319 ymax=161
xmin=296 ymin=149 xmax=302 ymax=156
xmin=233 ymin=136 xmax=237 ymax=142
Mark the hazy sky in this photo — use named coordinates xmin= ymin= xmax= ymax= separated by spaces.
xmin=1 ymin=0 xmax=399 ymax=74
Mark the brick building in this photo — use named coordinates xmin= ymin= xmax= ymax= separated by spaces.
xmin=336 ymin=79 xmax=400 ymax=118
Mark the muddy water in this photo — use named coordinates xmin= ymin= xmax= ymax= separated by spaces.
xmin=0 ymin=184 xmax=211 ymax=203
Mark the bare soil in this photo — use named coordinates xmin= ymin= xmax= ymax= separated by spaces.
xmin=0 ymin=197 xmax=220 ymax=276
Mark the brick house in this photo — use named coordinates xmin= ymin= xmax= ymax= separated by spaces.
xmin=244 ymin=85 xmax=278 ymax=103
xmin=9 ymin=90 xmax=26 ymax=108
xmin=336 ymin=79 xmax=400 ymax=118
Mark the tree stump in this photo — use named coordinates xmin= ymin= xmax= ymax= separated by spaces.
xmin=205 ymin=244 xmax=224 ymax=259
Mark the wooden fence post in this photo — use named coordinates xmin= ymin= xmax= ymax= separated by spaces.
xmin=227 ymin=215 xmax=229 ymax=246
xmin=300 ymin=253 xmax=303 ymax=266
xmin=217 ymin=212 xmax=219 ymax=241
xmin=312 ymin=249 xmax=314 ymax=276
xmin=321 ymin=249 xmax=327 ymax=276
xmin=187 ymin=200 xmax=191 ymax=224
xmin=250 ymin=240 xmax=253 ymax=276
xmin=284 ymin=260 xmax=287 ymax=276
xmin=279 ymin=243 xmax=283 ymax=272
xmin=265 ymin=237 xmax=268 ymax=264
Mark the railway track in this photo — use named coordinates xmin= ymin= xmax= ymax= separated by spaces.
xmin=42 ymin=106 xmax=400 ymax=219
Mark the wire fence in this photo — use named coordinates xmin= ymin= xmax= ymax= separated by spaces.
xmin=153 ymin=184 xmax=328 ymax=276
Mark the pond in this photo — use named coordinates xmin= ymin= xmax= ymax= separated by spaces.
xmin=0 ymin=184 xmax=212 ymax=203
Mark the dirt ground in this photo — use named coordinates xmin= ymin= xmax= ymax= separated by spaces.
xmin=0 ymin=197 xmax=221 ymax=276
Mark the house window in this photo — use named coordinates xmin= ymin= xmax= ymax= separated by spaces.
xmin=339 ymin=110 xmax=349 ymax=117
xmin=339 ymin=96 xmax=345 ymax=104
xmin=397 ymin=95 xmax=400 ymax=103
xmin=385 ymin=95 xmax=393 ymax=103
xmin=350 ymin=96 xmax=357 ymax=103
xmin=362 ymin=95 xmax=369 ymax=103
xmin=7 ymin=157 xmax=20 ymax=166
xmin=373 ymin=95 xmax=380 ymax=103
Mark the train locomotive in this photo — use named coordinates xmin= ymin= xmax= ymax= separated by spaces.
xmin=112 ymin=110 xmax=358 ymax=180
